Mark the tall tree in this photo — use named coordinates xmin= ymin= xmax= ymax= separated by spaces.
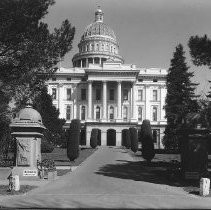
xmin=164 ymin=44 xmax=198 ymax=150
xmin=33 ymin=87 xmax=66 ymax=147
xmin=189 ymin=35 xmax=211 ymax=119
xmin=0 ymin=0 xmax=75 ymax=104
xmin=0 ymin=0 xmax=75 ymax=151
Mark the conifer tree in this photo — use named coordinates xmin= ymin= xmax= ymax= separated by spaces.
xmin=164 ymin=44 xmax=198 ymax=150
xmin=33 ymin=87 xmax=66 ymax=147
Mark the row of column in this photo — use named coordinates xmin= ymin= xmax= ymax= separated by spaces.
xmin=87 ymin=81 xmax=136 ymax=121
xmin=76 ymin=57 xmax=104 ymax=68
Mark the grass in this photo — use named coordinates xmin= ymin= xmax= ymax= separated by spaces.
xmin=0 ymin=185 xmax=37 ymax=196
xmin=124 ymin=148 xmax=211 ymax=197
xmin=42 ymin=147 xmax=97 ymax=176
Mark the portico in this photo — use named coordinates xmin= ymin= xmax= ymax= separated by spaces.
xmin=85 ymin=64 xmax=140 ymax=123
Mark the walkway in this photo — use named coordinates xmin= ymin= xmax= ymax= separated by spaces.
xmin=1 ymin=147 xmax=211 ymax=209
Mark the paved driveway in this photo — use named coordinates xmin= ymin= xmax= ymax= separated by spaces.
xmin=1 ymin=147 xmax=211 ymax=209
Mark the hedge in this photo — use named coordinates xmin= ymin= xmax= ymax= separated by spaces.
xmin=129 ymin=127 xmax=138 ymax=153
xmin=140 ymin=119 xmax=155 ymax=162
xmin=67 ymin=119 xmax=81 ymax=161
xmin=90 ymin=129 xmax=98 ymax=148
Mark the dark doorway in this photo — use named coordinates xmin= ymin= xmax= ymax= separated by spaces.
xmin=107 ymin=129 xmax=116 ymax=146
xmin=97 ymin=129 xmax=101 ymax=146
xmin=122 ymin=129 xmax=128 ymax=146
xmin=80 ymin=129 xmax=86 ymax=145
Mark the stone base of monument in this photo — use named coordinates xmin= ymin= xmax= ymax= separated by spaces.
xmin=12 ymin=167 xmax=40 ymax=180
xmin=200 ymin=178 xmax=210 ymax=196
xmin=47 ymin=171 xmax=57 ymax=180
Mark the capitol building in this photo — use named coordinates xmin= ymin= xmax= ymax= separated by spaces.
xmin=46 ymin=8 xmax=167 ymax=148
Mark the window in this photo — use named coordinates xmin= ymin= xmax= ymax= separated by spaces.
xmin=152 ymin=106 xmax=158 ymax=121
xmin=81 ymin=106 xmax=86 ymax=120
xmin=66 ymin=77 xmax=71 ymax=81
xmin=96 ymin=106 xmax=100 ymax=120
xmin=138 ymin=89 xmax=143 ymax=101
xmin=52 ymin=88 xmax=57 ymax=99
xmin=52 ymin=77 xmax=56 ymax=81
xmin=153 ymin=79 xmax=158 ymax=82
xmin=110 ymin=89 xmax=114 ymax=100
xmin=153 ymin=90 xmax=158 ymax=101
xmin=110 ymin=106 xmax=114 ymax=120
xmin=66 ymin=105 xmax=71 ymax=120
xmin=123 ymin=89 xmax=128 ymax=101
xmin=138 ymin=106 xmax=143 ymax=121
xmin=96 ymin=89 xmax=101 ymax=100
xmin=138 ymin=78 xmax=143 ymax=82
xmin=123 ymin=106 xmax=128 ymax=121
xmin=91 ymin=44 xmax=94 ymax=51
xmin=81 ymin=89 xmax=86 ymax=100
xmin=66 ymin=88 xmax=71 ymax=100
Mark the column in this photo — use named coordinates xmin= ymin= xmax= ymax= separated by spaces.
xmin=145 ymin=85 xmax=151 ymax=120
xmin=160 ymin=86 xmax=167 ymax=121
xmin=86 ymin=58 xmax=88 ymax=67
xmin=88 ymin=81 xmax=93 ymax=121
xmin=102 ymin=81 xmax=107 ymax=122
xmin=92 ymin=57 xmax=95 ymax=64
xmin=131 ymin=82 xmax=137 ymax=122
xmin=116 ymin=81 xmax=122 ymax=122
xmin=80 ymin=60 xmax=82 ymax=68
xmin=58 ymin=84 xmax=63 ymax=118
xmin=101 ymin=131 xmax=107 ymax=146
xmin=99 ymin=57 xmax=102 ymax=65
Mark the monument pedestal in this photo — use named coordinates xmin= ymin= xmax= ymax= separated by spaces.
xmin=10 ymin=105 xmax=46 ymax=180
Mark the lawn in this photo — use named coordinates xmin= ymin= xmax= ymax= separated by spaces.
xmin=124 ymin=148 xmax=211 ymax=197
xmin=42 ymin=147 xmax=97 ymax=176
xmin=0 ymin=185 xmax=37 ymax=196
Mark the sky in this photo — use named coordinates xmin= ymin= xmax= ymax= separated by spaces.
xmin=43 ymin=0 xmax=211 ymax=95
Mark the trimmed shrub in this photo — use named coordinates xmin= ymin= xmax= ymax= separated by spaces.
xmin=125 ymin=129 xmax=131 ymax=149
xmin=41 ymin=138 xmax=54 ymax=153
xmin=90 ymin=129 xmax=98 ymax=148
xmin=67 ymin=119 xmax=81 ymax=161
xmin=140 ymin=119 xmax=155 ymax=162
xmin=129 ymin=127 xmax=138 ymax=153
xmin=122 ymin=129 xmax=127 ymax=146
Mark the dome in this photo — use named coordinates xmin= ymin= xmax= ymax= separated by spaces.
xmin=72 ymin=7 xmax=124 ymax=68
xmin=17 ymin=105 xmax=42 ymax=123
xmin=82 ymin=22 xmax=117 ymax=41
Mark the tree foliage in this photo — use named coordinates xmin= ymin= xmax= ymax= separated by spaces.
xmin=33 ymin=87 xmax=66 ymax=147
xmin=0 ymin=0 xmax=75 ymax=103
xmin=67 ymin=119 xmax=81 ymax=161
xmin=189 ymin=35 xmax=211 ymax=68
xmin=140 ymin=120 xmax=155 ymax=162
xmin=90 ymin=129 xmax=98 ymax=149
xmin=164 ymin=44 xmax=198 ymax=150
xmin=129 ymin=127 xmax=138 ymax=153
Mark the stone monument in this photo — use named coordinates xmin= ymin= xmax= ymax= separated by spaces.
xmin=10 ymin=103 xmax=46 ymax=180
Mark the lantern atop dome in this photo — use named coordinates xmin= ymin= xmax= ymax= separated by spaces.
xmin=95 ymin=6 xmax=103 ymax=22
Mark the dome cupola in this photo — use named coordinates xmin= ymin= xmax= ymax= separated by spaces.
xmin=72 ymin=7 xmax=124 ymax=68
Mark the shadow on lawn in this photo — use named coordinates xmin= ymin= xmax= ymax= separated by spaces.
xmin=95 ymin=159 xmax=199 ymax=192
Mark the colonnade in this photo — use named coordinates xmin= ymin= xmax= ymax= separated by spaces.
xmin=87 ymin=80 xmax=136 ymax=122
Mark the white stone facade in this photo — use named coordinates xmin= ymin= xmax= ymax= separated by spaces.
xmin=46 ymin=8 xmax=167 ymax=148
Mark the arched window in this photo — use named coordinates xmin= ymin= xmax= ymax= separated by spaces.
xmin=123 ymin=106 xmax=128 ymax=121
xmin=66 ymin=105 xmax=71 ymax=120
xmin=91 ymin=43 xmax=94 ymax=51
xmin=152 ymin=106 xmax=158 ymax=121
xmin=102 ymin=44 xmax=104 ymax=51
xmin=96 ymin=106 xmax=100 ymax=120
xmin=110 ymin=106 xmax=114 ymax=120
xmin=96 ymin=43 xmax=99 ymax=51
xmin=81 ymin=106 xmax=86 ymax=120
xmin=138 ymin=106 xmax=142 ymax=121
